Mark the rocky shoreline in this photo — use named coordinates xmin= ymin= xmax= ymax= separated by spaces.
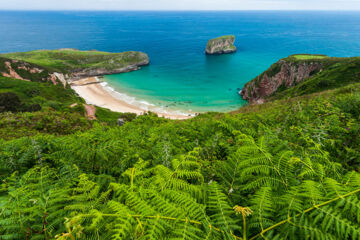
xmin=67 ymin=58 xmax=149 ymax=82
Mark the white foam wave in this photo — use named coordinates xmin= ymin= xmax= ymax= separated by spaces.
xmin=100 ymin=78 xmax=195 ymax=117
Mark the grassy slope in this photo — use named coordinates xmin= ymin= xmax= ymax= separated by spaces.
xmin=247 ymin=54 xmax=360 ymax=101
xmin=235 ymin=82 xmax=360 ymax=169
xmin=272 ymin=55 xmax=360 ymax=100
xmin=0 ymin=76 xmax=80 ymax=105
xmin=1 ymin=49 xmax=148 ymax=73
xmin=291 ymin=54 xmax=328 ymax=60
xmin=0 ymin=76 xmax=136 ymax=139
xmin=0 ymin=76 xmax=90 ymax=139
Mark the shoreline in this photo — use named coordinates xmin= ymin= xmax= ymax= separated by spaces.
xmin=71 ymin=77 xmax=195 ymax=120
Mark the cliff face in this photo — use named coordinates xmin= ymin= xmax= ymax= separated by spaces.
xmin=240 ymin=57 xmax=326 ymax=104
xmin=205 ymin=35 xmax=237 ymax=55
xmin=68 ymin=53 xmax=149 ymax=81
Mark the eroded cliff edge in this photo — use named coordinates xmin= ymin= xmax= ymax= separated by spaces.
xmin=240 ymin=54 xmax=360 ymax=104
xmin=205 ymin=35 xmax=237 ymax=55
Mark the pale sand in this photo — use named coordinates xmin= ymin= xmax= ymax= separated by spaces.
xmin=71 ymin=77 xmax=193 ymax=120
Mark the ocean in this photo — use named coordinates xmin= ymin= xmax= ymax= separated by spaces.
xmin=1 ymin=11 xmax=360 ymax=113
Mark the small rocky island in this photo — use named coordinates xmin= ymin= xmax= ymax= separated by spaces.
xmin=205 ymin=35 xmax=237 ymax=55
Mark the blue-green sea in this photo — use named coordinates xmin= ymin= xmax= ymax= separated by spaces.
xmin=1 ymin=11 xmax=360 ymax=113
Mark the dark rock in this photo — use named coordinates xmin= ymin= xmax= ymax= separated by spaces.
xmin=117 ymin=118 xmax=126 ymax=126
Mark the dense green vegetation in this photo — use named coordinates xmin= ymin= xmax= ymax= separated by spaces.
xmin=0 ymin=76 xmax=130 ymax=139
xmin=0 ymin=76 xmax=80 ymax=105
xmin=1 ymin=49 xmax=149 ymax=73
xmin=0 ymin=76 xmax=90 ymax=139
xmin=1 ymin=52 xmax=360 ymax=239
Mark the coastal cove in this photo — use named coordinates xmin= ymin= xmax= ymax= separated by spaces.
xmin=1 ymin=11 xmax=360 ymax=113
xmin=71 ymin=77 xmax=194 ymax=119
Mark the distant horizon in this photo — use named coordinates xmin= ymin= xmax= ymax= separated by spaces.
xmin=1 ymin=0 xmax=360 ymax=11
xmin=1 ymin=9 xmax=360 ymax=12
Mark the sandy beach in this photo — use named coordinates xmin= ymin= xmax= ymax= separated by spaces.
xmin=71 ymin=77 xmax=193 ymax=120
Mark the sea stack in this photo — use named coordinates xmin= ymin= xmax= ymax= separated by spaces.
xmin=205 ymin=35 xmax=237 ymax=55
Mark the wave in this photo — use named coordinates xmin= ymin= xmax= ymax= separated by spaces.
xmin=98 ymin=78 xmax=196 ymax=117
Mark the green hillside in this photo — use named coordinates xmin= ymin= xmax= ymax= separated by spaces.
xmin=241 ymin=54 xmax=360 ymax=103
xmin=0 ymin=76 xmax=134 ymax=139
xmin=1 ymin=49 xmax=149 ymax=73
xmin=274 ymin=56 xmax=360 ymax=99
xmin=1 ymin=53 xmax=360 ymax=239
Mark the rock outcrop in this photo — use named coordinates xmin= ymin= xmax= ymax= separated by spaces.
xmin=68 ymin=55 xmax=149 ymax=81
xmin=117 ymin=118 xmax=126 ymax=126
xmin=240 ymin=56 xmax=326 ymax=104
xmin=205 ymin=35 xmax=237 ymax=55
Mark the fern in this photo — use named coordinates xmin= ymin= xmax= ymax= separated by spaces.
xmin=3 ymin=83 xmax=360 ymax=239
xmin=207 ymin=182 xmax=240 ymax=235
xmin=248 ymin=180 xmax=360 ymax=239
xmin=224 ymin=133 xmax=294 ymax=193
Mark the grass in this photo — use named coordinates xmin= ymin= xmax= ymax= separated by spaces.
xmin=0 ymin=75 xmax=138 ymax=139
xmin=1 ymin=49 xmax=149 ymax=74
xmin=207 ymin=35 xmax=236 ymax=49
xmin=0 ymin=76 xmax=82 ymax=108
xmin=234 ymin=82 xmax=360 ymax=115
xmin=213 ymin=35 xmax=235 ymax=40
xmin=0 ymin=110 xmax=92 ymax=140
xmin=95 ymin=107 xmax=137 ymax=126
xmin=291 ymin=54 xmax=329 ymax=60
xmin=0 ymin=75 xmax=92 ymax=139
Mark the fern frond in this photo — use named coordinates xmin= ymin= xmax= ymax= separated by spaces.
xmin=207 ymin=182 xmax=239 ymax=234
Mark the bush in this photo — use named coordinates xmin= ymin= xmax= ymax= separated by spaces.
xmin=0 ymin=92 xmax=22 ymax=112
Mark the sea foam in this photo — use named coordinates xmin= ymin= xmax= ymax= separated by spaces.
xmin=98 ymin=78 xmax=194 ymax=117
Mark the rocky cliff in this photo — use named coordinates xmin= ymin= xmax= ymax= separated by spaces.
xmin=68 ymin=53 xmax=149 ymax=81
xmin=240 ymin=55 xmax=329 ymax=104
xmin=205 ymin=35 xmax=237 ymax=55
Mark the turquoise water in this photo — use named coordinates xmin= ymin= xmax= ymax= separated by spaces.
xmin=1 ymin=11 xmax=360 ymax=113
xmin=104 ymin=53 xmax=259 ymax=113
